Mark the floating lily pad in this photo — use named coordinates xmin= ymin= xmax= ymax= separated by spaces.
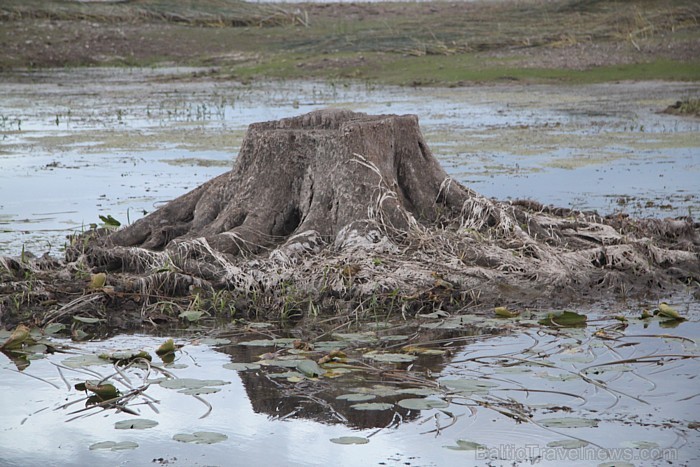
xmin=396 ymin=388 xmax=439 ymax=396
xmin=62 ymin=354 xmax=110 ymax=368
xmin=537 ymin=417 xmax=599 ymax=428
xmin=363 ymin=351 xmax=417 ymax=363
xmin=444 ymin=439 xmax=486 ymax=451
xmin=656 ymin=302 xmax=684 ymax=321
xmin=330 ymin=436 xmax=369 ymax=445
xmin=350 ymin=402 xmax=394 ymax=411
xmin=198 ymin=337 xmax=231 ymax=346
xmin=333 ymin=332 xmax=378 ymax=343
xmin=547 ymin=439 xmax=589 ymax=449
xmin=114 ymin=418 xmax=158 ymax=430
xmin=539 ymin=311 xmax=587 ymax=327
xmin=223 ymin=362 xmax=261 ymax=371
xmin=296 ymin=359 xmax=325 ymax=378
xmin=237 ymin=338 xmax=297 ymax=347
xmin=173 ymin=431 xmax=228 ymax=444
xmin=439 ymin=378 xmax=499 ymax=394
xmin=89 ymin=441 xmax=139 ymax=451
xmin=401 ymin=345 xmax=446 ymax=356
xmin=494 ymin=306 xmax=519 ymax=318
xmin=397 ymin=398 xmax=449 ymax=410
xmin=336 ymin=393 xmax=377 ymax=402
xmin=159 ymin=378 xmax=229 ymax=390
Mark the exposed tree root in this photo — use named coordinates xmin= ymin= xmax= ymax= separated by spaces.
xmin=1 ymin=110 xmax=698 ymax=328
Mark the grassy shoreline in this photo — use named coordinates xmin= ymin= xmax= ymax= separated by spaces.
xmin=1 ymin=0 xmax=699 ymax=85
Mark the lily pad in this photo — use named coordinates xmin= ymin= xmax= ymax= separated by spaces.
xmin=173 ymin=431 xmax=227 ymax=444
xmin=333 ymin=332 xmax=378 ymax=343
xmin=494 ymin=306 xmax=519 ymax=318
xmin=396 ymin=388 xmax=439 ymax=396
xmin=656 ymin=302 xmax=684 ymax=321
xmin=296 ymin=359 xmax=325 ymax=378
xmin=539 ymin=311 xmax=587 ymax=327
xmin=363 ymin=351 xmax=417 ymax=363
xmin=159 ymin=378 xmax=229 ymax=390
xmin=537 ymin=417 xmax=599 ymax=428
xmin=198 ymin=337 xmax=231 ymax=346
xmin=397 ymin=398 xmax=449 ymax=410
xmin=114 ymin=418 xmax=158 ymax=430
xmin=444 ymin=439 xmax=486 ymax=451
xmin=336 ymin=393 xmax=377 ymax=402
xmin=350 ymin=402 xmax=395 ymax=411
xmin=440 ymin=377 xmax=499 ymax=394
xmin=223 ymin=362 xmax=261 ymax=371
xmin=62 ymin=354 xmax=110 ymax=368
xmin=330 ymin=436 xmax=369 ymax=445
xmin=237 ymin=338 xmax=297 ymax=347
xmin=89 ymin=441 xmax=139 ymax=451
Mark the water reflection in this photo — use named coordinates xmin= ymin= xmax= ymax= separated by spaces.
xmin=2 ymin=305 xmax=699 ymax=466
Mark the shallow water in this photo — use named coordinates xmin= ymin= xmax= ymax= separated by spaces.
xmin=0 ymin=68 xmax=698 ymax=255
xmin=1 ymin=305 xmax=699 ymax=466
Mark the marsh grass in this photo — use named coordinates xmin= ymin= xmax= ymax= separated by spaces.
xmin=0 ymin=0 xmax=303 ymax=27
xmin=1 ymin=0 xmax=698 ymax=83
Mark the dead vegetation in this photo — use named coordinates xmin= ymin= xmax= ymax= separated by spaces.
xmin=1 ymin=110 xmax=697 ymax=330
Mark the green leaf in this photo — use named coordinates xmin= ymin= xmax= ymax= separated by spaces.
xmin=397 ymin=398 xmax=449 ymax=410
xmin=336 ymin=393 xmax=377 ymax=402
xmin=72 ymin=316 xmax=103 ymax=324
xmin=179 ymin=310 xmax=206 ymax=322
xmin=114 ymin=418 xmax=158 ymax=430
xmin=43 ymin=323 xmax=67 ymax=335
xmin=1 ymin=324 xmax=31 ymax=350
xmin=363 ymin=351 xmax=417 ymax=363
xmin=494 ymin=306 xmax=519 ymax=318
xmin=90 ymin=441 xmax=138 ymax=451
xmin=656 ymin=302 xmax=684 ymax=321
xmin=159 ymin=378 xmax=229 ymax=390
xmin=330 ymin=436 xmax=369 ymax=445
xmin=223 ymin=362 xmax=261 ymax=371
xmin=439 ymin=377 xmax=499 ymax=394
xmin=85 ymin=382 xmax=120 ymax=399
xmin=99 ymin=214 xmax=121 ymax=227
xmin=173 ymin=431 xmax=227 ymax=444
xmin=537 ymin=417 xmax=599 ymax=428
xmin=539 ymin=311 xmax=587 ymax=327
xmin=350 ymin=402 xmax=394 ymax=411
xmin=89 ymin=272 xmax=107 ymax=289
xmin=296 ymin=359 xmax=325 ymax=378
xmin=156 ymin=338 xmax=176 ymax=356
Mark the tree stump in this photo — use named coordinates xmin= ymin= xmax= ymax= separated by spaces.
xmin=47 ymin=108 xmax=699 ymax=318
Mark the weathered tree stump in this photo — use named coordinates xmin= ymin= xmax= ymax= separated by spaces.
xmin=3 ymin=109 xmax=698 ymax=325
